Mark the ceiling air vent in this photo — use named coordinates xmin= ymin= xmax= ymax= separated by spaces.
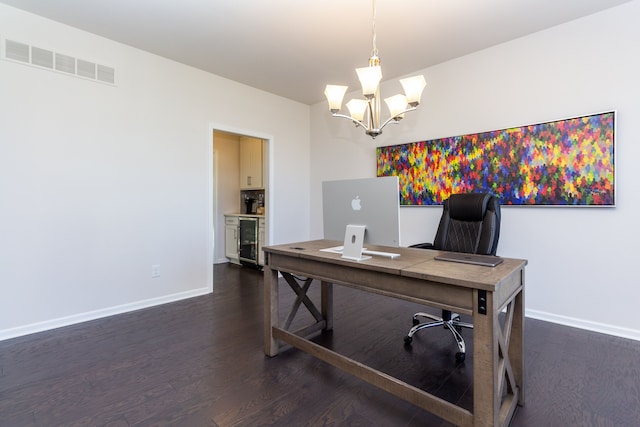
xmin=2 ymin=37 xmax=116 ymax=86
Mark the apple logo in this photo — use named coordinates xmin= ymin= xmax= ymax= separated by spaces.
xmin=351 ymin=196 xmax=362 ymax=211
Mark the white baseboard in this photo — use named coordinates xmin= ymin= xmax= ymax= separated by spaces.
xmin=5 ymin=293 xmax=638 ymax=343
xmin=0 ymin=287 xmax=211 ymax=342
xmin=526 ymin=309 xmax=640 ymax=342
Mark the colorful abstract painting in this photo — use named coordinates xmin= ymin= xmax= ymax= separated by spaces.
xmin=377 ymin=111 xmax=615 ymax=206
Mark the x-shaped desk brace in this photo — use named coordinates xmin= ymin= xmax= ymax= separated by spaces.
xmin=280 ymin=272 xmax=333 ymax=339
xmin=498 ymin=298 xmax=519 ymax=401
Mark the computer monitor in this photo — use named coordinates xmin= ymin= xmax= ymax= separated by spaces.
xmin=322 ymin=176 xmax=401 ymax=248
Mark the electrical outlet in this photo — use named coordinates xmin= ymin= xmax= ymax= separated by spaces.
xmin=151 ymin=264 xmax=160 ymax=278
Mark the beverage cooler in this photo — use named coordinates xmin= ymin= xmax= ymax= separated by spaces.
xmin=238 ymin=217 xmax=258 ymax=266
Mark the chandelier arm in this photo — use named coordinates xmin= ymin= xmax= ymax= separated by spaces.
xmin=330 ymin=113 xmax=369 ymax=130
xmin=378 ymin=106 xmax=419 ymax=132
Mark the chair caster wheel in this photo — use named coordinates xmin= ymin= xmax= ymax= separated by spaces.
xmin=404 ymin=336 xmax=413 ymax=345
xmin=455 ymin=352 xmax=466 ymax=363
xmin=412 ymin=318 xmax=420 ymax=326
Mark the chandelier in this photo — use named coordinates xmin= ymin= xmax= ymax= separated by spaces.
xmin=324 ymin=0 xmax=426 ymax=139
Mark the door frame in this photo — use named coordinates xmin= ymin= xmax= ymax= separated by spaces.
xmin=208 ymin=123 xmax=273 ymax=290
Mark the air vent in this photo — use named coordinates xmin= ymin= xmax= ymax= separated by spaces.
xmin=32 ymin=47 xmax=53 ymax=69
xmin=1 ymin=37 xmax=116 ymax=86
xmin=77 ymin=59 xmax=96 ymax=79
xmin=5 ymin=39 xmax=29 ymax=63
xmin=97 ymin=64 xmax=115 ymax=84
xmin=55 ymin=53 xmax=75 ymax=74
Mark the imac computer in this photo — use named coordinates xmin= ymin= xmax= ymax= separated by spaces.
xmin=322 ymin=176 xmax=401 ymax=260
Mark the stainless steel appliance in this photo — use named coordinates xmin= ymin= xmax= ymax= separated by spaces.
xmin=244 ymin=197 xmax=255 ymax=214
xmin=238 ymin=217 xmax=259 ymax=266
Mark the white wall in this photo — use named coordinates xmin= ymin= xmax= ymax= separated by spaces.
xmin=0 ymin=4 xmax=310 ymax=339
xmin=311 ymin=1 xmax=640 ymax=340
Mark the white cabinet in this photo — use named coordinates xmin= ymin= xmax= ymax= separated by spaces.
xmin=258 ymin=217 xmax=266 ymax=266
xmin=240 ymin=137 xmax=263 ymax=189
xmin=224 ymin=215 xmax=240 ymax=264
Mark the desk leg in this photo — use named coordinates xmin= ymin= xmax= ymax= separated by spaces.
xmin=512 ymin=276 xmax=525 ymax=406
xmin=472 ymin=289 xmax=498 ymax=426
xmin=473 ymin=284 xmax=525 ymax=427
xmin=321 ymin=281 xmax=333 ymax=331
xmin=264 ymin=265 xmax=279 ymax=357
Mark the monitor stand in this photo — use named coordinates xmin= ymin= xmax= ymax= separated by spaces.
xmin=341 ymin=225 xmax=371 ymax=261
xmin=320 ymin=224 xmax=401 ymax=260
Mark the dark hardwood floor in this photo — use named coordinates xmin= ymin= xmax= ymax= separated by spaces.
xmin=1 ymin=263 xmax=639 ymax=426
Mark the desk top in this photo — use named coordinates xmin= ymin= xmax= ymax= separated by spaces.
xmin=264 ymin=239 xmax=527 ymax=292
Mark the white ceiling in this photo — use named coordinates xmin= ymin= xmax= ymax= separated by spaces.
xmin=0 ymin=0 xmax=632 ymax=105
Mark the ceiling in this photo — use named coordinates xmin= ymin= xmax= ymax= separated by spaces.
xmin=0 ymin=0 xmax=632 ymax=105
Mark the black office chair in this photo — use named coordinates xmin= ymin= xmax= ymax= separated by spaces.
xmin=404 ymin=192 xmax=501 ymax=362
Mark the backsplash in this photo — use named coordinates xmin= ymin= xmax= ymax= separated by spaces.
xmin=241 ymin=189 xmax=265 ymax=214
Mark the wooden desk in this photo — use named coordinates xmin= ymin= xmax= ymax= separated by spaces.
xmin=263 ymin=239 xmax=527 ymax=427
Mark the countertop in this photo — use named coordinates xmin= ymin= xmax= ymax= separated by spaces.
xmin=224 ymin=213 xmax=265 ymax=218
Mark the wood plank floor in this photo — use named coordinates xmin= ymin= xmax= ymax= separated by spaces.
xmin=1 ymin=263 xmax=639 ymax=426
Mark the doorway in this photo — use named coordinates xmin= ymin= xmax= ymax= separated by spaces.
xmin=209 ymin=127 xmax=271 ymax=271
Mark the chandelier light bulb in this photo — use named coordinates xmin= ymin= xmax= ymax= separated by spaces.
xmin=384 ymin=94 xmax=408 ymax=120
xmin=346 ymin=99 xmax=368 ymax=122
xmin=324 ymin=85 xmax=349 ymax=112
xmin=356 ymin=65 xmax=382 ymax=99
xmin=400 ymin=75 xmax=427 ymax=107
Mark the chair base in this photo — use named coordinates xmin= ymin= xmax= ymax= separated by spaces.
xmin=404 ymin=312 xmax=473 ymax=362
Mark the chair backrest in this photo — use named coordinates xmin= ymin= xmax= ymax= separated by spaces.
xmin=432 ymin=193 xmax=501 ymax=255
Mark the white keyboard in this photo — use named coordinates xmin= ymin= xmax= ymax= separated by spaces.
xmin=320 ymin=246 xmax=400 ymax=259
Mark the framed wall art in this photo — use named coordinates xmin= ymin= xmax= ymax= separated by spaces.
xmin=376 ymin=111 xmax=615 ymax=206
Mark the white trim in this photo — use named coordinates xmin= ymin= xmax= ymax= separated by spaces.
xmin=0 ymin=288 xmax=210 ymax=342
xmin=208 ymin=122 xmax=274 ymax=266
xmin=526 ymin=309 xmax=640 ymax=342
xmin=206 ymin=124 xmax=214 ymax=292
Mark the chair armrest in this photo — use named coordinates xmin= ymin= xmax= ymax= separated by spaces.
xmin=409 ymin=242 xmax=435 ymax=250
